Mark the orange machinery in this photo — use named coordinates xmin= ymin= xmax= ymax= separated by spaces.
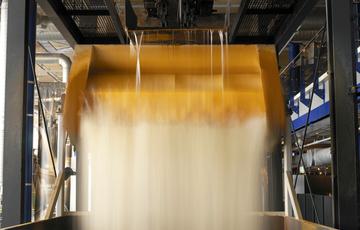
xmin=63 ymin=45 xmax=285 ymax=145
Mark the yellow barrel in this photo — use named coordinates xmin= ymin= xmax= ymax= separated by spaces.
xmin=64 ymin=45 xmax=285 ymax=145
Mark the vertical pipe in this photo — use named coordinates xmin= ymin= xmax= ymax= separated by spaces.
xmin=59 ymin=59 xmax=69 ymax=83
xmin=55 ymin=113 xmax=64 ymax=216
xmin=35 ymin=54 xmax=72 ymax=213
xmin=0 ymin=0 xmax=8 ymax=205
xmin=56 ymin=55 xmax=69 ymax=216
xmin=64 ymin=143 xmax=71 ymax=210
xmin=70 ymin=148 xmax=77 ymax=211
xmin=35 ymin=54 xmax=71 ymax=84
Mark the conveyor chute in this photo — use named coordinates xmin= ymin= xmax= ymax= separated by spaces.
xmin=64 ymin=45 xmax=285 ymax=144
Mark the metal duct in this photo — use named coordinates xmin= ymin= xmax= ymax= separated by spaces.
xmin=36 ymin=53 xmax=72 ymax=83
xmin=36 ymin=53 xmax=71 ymax=217
xmin=293 ymin=147 xmax=331 ymax=168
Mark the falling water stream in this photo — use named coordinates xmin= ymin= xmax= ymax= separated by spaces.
xmin=78 ymin=29 xmax=271 ymax=230
xmin=225 ymin=31 xmax=229 ymax=81
xmin=210 ymin=29 xmax=214 ymax=84
xmin=219 ymin=30 xmax=225 ymax=90
xmin=133 ymin=31 xmax=144 ymax=91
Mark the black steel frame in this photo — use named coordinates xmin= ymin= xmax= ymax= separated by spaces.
xmin=326 ymin=0 xmax=360 ymax=228
xmin=37 ymin=0 xmax=317 ymax=46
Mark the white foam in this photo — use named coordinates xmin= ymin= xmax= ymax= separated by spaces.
xmin=79 ymin=100 xmax=269 ymax=230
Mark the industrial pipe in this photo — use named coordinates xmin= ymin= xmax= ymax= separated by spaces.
xmin=303 ymin=137 xmax=331 ymax=148
xmin=36 ymin=53 xmax=71 ymax=217
xmin=0 ymin=0 xmax=8 ymax=187
xmin=36 ymin=53 xmax=71 ymax=83
xmin=293 ymin=147 xmax=331 ymax=168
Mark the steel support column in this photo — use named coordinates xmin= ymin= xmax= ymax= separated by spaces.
xmin=2 ymin=0 xmax=36 ymax=226
xmin=326 ymin=0 xmax=360 ymax=228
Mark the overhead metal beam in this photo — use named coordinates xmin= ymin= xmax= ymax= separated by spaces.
xmin=125 ymin=0 xmax=138 ymax=30
xmin=233 ymin=35 xmax=274 ymax=44
xmin=82 ymin=36 xmax=121 ymax=44
xmin=104 ymin=0 xmax=127 ymax=43
xmin=275 ymin=0 xmax=318 ymax=53
xmin=67 ymin=9 xmax=109 ymax=16
xmin=246 ymin=7 xmax=294 ymax=15
xmin=37 ymin=0 xmax=83 ymax=47
xmin=326 ymin=0 xmax=360 ymax=228
xmin=229 ymin=0 xmax=250 ymax=43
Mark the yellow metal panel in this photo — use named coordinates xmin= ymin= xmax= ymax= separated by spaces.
xmin=64 ymin=45 xmax=285 ymax=146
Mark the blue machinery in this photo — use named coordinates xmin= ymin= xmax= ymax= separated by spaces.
xmin=289 ymin=48 xmax=360 ymax=131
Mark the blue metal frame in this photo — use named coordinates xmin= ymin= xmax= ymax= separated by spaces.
xmin=292 ymin=102 xmax=330 ymax=131
xmin=23 ymin=0 xmax=36 ymax=222
xmin=313 ymin=77 xmax=325 ymax=100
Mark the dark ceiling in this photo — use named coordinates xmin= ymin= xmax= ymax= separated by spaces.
xmin=37 ymin=0 xmax=322 ymax=51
